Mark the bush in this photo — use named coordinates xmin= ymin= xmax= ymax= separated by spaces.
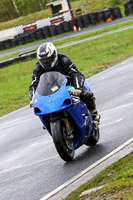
xmin=111 ymin=0 xmax=121 ymax=6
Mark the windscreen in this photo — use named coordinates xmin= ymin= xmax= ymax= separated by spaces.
xmin=37 ymin=71 xmax=65 ymax=96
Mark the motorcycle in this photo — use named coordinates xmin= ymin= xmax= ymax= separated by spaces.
xmin=33 ymin=71 xmax=100 ymax=162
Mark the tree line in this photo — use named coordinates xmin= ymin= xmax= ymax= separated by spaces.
xmin=0 ymin=0 xmax=48 ymax=22
xmin=0 ymin=0 xmax=77 ymax=23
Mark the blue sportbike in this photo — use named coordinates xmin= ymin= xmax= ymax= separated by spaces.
xmin=33 ymin=71 xmax=100 ymax=161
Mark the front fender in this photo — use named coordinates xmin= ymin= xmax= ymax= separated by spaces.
xmin=50 ymin=112 xmax=66 ymax=122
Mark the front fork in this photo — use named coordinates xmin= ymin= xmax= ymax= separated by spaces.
xmin=63 ymin=118 xmax=74 ymax=139
xmin=50 ymin=112 xmax=74 ymax=139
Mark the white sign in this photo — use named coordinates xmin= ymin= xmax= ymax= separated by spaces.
xmin=63 ymin=0 xmax=67 ymax=4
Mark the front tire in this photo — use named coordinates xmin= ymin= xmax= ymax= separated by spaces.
xmin=51 ymin=119 xmax=75 ymax=162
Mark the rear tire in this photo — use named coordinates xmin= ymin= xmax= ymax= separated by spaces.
xmin=51 ymin=119 xmax=74 ymax=162
xmin=87 ymin=128 xmax=100 ymax=146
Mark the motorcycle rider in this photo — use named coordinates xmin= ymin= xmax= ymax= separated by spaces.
xmin=29 ymin=42 xmax=100 ymax=122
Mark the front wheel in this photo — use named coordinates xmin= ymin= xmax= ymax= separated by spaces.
xmin=51 ymin=119 xmax=75 ymax=162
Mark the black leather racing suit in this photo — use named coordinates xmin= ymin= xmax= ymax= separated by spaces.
xmin=29 ymin=54 xmax=96 ymax=111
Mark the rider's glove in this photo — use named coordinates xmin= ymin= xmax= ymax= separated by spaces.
xmin=30 ymin=99 xmax=33 ymax=108
xmin=71 ymin=89 xmax=82 ymax=96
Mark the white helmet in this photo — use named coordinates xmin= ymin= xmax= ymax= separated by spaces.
xmin=37 ymin=42 xmax=58 ymax=69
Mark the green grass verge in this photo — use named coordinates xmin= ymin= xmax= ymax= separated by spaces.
xmin=0 ymin=59 xmax=34 ymax=116
xmin=64 ymin=152 xmax=133 ymax=200
xmin=1 ymin=24 xmax=133 ymax=117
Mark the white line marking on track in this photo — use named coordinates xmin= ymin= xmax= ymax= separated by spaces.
xmin=30 ymin=140 xmax=52 ymax=147
xmin=101 ymin=102 xmax=133 ymax=114
xmin=100 ymin=118 xmax=123 ymax=127
xmin=0 ymin=155 xmax=59 ymax=174
xmin=0 ymin=116 xmax=36 ymax=130
xmin=126 ymin=92 xmax=133 ymax=96
xmin=40 ymin=138 xmax=133 ymax=200
xmin=0 ymin=134 xmax=7 ymax=139
xmin=120 ymin=76 xmax=126 ymax=80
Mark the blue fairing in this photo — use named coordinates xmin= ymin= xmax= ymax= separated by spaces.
xmin=84 ymin=79 xmax=91 ymax=91
xmin=66 ymin=103 xmax=93 ymax=149
xmin=33 ymin=72 xmax=93 ymax=150
xmin=33 ymin=78 xmax=73 ymax=115
xmin=34 ymin=78 xmax=90 ymax=116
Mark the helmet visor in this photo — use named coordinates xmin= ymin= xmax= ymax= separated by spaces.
xmin=39 ymin=51 xmax=56 ymax=68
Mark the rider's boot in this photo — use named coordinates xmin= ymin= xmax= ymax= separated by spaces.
xmin=80 ymin=89 xmax=100 ymax=125
xmin=90 ymin=109 xmax=100 ymax=122
xmin=90 ymin=109 xmax=100 ymax=130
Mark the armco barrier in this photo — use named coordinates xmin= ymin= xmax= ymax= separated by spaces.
xmin=0 ymin=58 xmax=16 ymax=69
xmin=0 ymin=50 xmax=36 ymax=69
xmin=0 ymin=7 xmax=123 ymax=52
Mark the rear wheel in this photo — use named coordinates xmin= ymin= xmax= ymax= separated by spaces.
xmin=87 ymin=128 xmax=100 ymax=146
xmin=51 ymin=119 xmax=74 ymax=162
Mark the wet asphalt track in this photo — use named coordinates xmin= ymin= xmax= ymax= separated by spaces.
xmin=1 ymin=15 xmax=133 ymax=199
xmin=0 ymin=56 xmax=133 ymax=200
